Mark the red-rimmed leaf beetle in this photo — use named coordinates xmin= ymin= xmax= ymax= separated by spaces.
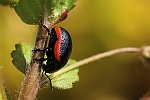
xmin=34 ymin=25 xmax=72 ymax=90
xmin=43 ymin=25 xmax=72 ymax=73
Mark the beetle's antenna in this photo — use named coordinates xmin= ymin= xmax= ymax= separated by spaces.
xmin=43 ymin=25 xmax=51 ymax=35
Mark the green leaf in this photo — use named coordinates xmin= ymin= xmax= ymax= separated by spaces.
xmin=11 ymin=42 xmax=32 ymax=74
xmin=41 ymin=59 xmax=79 ymax=90
xmin=0 ymin=0 xmax=19 ymax=5
xmin=0 ymin=79 xmax=12 ymax=100
xmin=13 ymin=0 xmax=76 ymax=25
xmin=2 ymin=84 xmax=12 ymax=100
xmin=46 ymin=0 xmax=77 ymax=23
xmin=52 ymin=67 xmax=79 ymax=90
xmin=14 ymin=0 xmax=43 ymax=24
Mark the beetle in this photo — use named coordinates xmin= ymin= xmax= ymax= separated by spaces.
xmin=42 ymin=25 xmax=72 ymax=73
xmin=34 ymin=25 xmax=72 ymax=89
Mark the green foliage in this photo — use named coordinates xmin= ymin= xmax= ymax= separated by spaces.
xmin=42 ymin=59 xmax=79 ymax=90
xmin=2 ymin=83 xmax=12 ymax=100
xmin=14 ymin=0 xmax=43 ymax=24
xmin=13 ymin=0 xmax=76 ymax=24
xmin=11 ymin=42 xmax=32 ymax=74
xmin=46 ymin=0 xmax=76 ymax=23
xmin=52 ymin=67 xmax=79 ymax=89
xmin=0 ymin=80 xmax=12 ymax=100
xmin=0 ymin=0 xmax=19 ymax=5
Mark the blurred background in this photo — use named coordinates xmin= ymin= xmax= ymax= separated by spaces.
xmin=1 ymin=0 xmax=150 ymax=100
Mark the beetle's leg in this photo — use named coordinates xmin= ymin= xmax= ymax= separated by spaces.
xmin=32 ymin=48 xmax=48 ymax=52
xmin=40 ymin=64 xmax=53 ymax=90
xmin=44 ymin=72 xmax=53 ymax=90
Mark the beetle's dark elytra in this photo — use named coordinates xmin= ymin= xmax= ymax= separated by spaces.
xmin=43 ymin=26 xmax=72 ymax=73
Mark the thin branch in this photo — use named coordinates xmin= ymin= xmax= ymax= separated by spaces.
xmin=18 ymin=24 xmax=47 ymax=100
xmin=51 ymin=47 xmax=142 ymax=78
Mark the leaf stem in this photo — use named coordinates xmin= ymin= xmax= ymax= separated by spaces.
xmin=51 ymin=47 xmax=142 ymax=78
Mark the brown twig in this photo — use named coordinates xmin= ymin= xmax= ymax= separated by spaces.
xmin=18 ymin=24 xmax=49 ymax=100
xmin=51 ymin=47 xmax=142 ymax=78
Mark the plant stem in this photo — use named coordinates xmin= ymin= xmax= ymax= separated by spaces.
xmin=51 ymin=47 xmax=142 ymax=78
xmin=18 ymin=24 xmax=48 ymax=100
xmin=0 ymin=78 xmax=8 ymax=100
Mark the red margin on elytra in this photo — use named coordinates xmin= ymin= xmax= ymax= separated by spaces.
xmin=54 ymin=26 xmax=62 ymax=62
